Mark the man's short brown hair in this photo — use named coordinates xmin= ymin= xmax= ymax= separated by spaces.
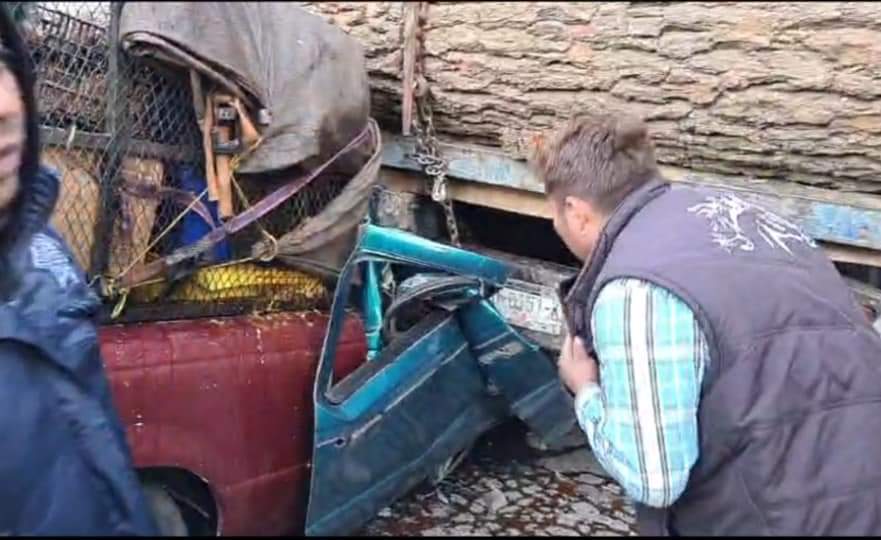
xmin=530 ymin=113 xmax=659 ymax=213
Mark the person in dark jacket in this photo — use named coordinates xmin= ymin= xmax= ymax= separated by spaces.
xmin=0 ymin=6 xmax=158 ymax=536
xmin=532 ymin=113 xmax=881 ymax=536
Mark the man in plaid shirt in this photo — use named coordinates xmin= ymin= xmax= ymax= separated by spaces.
xmin=532 ymin=113 xmax=881 ymax=535
xmin=569 ymin=279 xmax=708 ymax=508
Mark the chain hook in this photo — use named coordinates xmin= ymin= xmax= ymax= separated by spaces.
xmin=406 ymin=2 xmax=462 ymax=247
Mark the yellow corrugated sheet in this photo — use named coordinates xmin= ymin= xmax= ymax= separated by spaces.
xmin=130 ymin=262 xmax=327 ymax=304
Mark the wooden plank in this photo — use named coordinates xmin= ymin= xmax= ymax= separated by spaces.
xmin=382 ymin=133 xmax=881 ymax=254
xmin=822 ymin=244 xmax=881 ymax=268
xmin=40 ymin=126 xmax=193 ymax=162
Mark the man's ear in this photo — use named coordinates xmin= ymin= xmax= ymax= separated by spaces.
xmin=563 ymin=195 xmax=595 ymax=233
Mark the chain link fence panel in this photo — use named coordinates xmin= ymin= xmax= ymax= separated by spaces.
xmin=12 ymin=1 xmax=348 ymax=323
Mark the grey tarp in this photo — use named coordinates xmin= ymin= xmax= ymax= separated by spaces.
xmin=119 ymin=1 xmax=371 ymax=175
xmin=251 ymin=120 xmax=383 ymax=282
xmin=118 ymin=2 xmax=381 ymax=279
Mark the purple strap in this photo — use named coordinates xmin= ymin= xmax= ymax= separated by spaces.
xmin=118 ymin=120 xmax=377 ymax=288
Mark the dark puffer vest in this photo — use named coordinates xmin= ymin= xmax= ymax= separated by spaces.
xmin=561 ymin=179 xmax=881 ymax=536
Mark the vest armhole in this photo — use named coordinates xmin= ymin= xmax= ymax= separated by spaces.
xmin=586 ymin=271 xmax=721 ymax=393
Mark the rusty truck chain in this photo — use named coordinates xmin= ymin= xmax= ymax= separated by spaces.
xmin=407 ymin=2 xmax=462 ymax=247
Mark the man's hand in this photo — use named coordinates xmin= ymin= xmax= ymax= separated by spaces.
xmin=558 ymin=334 xmax=599 ymax=395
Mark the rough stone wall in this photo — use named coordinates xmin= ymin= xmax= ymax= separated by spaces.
xmin=301 ymin=2 xmax=881 ymax=191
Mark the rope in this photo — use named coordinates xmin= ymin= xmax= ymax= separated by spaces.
xmin=107 ymin=186 xmax=209 ymax=318
xmin=230 ymin=165 xmax=277 ymax=251
xmin=228 ymin=135 xmax=280 ymax=261
xmin=113 ymin=186 xmax=209 ymax=282
xmin=107 ymin=133 xmax=268 ymax=320
xmin=113 ymin=135 xmax=265 ymax=283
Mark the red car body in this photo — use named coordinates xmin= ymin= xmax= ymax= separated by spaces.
xmin=98 ymin=311 xmax=367 ymax=536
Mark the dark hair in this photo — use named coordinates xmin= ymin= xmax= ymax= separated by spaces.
xmin=529 ymin=113 xmax=659 ymax=214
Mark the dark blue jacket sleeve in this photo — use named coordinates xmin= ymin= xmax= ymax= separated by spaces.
xmin=0 ymin=340 xmax=156 ymax=536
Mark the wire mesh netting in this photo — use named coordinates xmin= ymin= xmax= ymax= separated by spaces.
xmin=12 ymin=1 xmax=352 ymax=323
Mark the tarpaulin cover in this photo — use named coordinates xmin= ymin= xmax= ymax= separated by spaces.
xmin=119 ymin=2 xmax=381 ymax=280
xmin=250 ymin=121 xmax=383 ymax=282
xmin=119 ymin=1 xmax=371 ymax=175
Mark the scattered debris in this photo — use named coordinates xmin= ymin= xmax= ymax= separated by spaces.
xmin=359 ymin=421 xmax=636 ymax=536
xmin=479 ymin=488 xmax=508 ymax=514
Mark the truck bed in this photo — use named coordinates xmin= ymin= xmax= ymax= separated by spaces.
xmin=98 ymin=311 xmax=367 ymax=536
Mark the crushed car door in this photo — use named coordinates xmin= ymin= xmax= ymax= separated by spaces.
xmin=305 ymin=225 xmax=574 ymax=536
xmin=305 ymin=272 xmax=504 ymax=535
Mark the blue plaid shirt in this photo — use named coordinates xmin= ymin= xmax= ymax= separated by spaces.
xmin=575 ymin=278 xmax=709 ymax=508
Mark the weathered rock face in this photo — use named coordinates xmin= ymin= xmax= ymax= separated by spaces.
xmin=302 ymin=2 xmax=881 ymax=192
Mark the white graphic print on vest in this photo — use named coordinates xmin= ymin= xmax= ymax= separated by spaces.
xmin=30 ymin=233 xmax=81 ymax=289
xmin=687 ymin=193 xmax=817 ymax=255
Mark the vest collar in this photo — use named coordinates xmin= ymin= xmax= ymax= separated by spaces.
xmin=558 ymin=177 xmax=670 ymax=334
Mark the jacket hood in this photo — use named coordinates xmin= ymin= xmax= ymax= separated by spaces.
xmin=0 ymin=4 xmax=53 ymax=253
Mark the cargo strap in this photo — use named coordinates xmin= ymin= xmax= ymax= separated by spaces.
xmin=118 ymin=181 xmax=217 ymax=230
xmin=113 ymin=119 xmax=379 ymax=291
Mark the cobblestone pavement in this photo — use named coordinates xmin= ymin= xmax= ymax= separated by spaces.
xmin=359 ymin=422 xmax=637 ymax=536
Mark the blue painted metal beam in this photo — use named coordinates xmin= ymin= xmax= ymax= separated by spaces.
xmin=382 ymin=134 xmax=544 ymax=194
xmin=382 ymin=133 xmax=881 ymax=254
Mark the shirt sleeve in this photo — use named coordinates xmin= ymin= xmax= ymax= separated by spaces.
xmin=574 ymin=278 xmax=709 ymax=508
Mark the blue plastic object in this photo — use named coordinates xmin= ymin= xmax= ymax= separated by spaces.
xmin=176 ymin=166 xmax=231 ymax=263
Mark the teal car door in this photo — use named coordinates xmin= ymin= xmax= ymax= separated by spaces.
xmin=305 ymin=225 xmax=575 ymax=536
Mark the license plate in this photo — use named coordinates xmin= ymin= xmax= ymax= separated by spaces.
xmin=492 ymin=279 xmax=564 ymax=337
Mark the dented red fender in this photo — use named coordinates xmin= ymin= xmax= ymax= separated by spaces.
xmin=98 ymin=312 xmax=367 ymax=536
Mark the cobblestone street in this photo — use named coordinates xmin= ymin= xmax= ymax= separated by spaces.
xmin=360 ymin=422 xmax=637 ymax=536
